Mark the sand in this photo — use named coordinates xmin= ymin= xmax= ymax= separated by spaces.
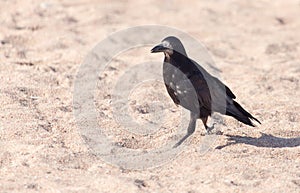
xmin=0 ymin=0 xmax=299 ymax=192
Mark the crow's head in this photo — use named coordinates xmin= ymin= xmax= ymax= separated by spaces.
xmin=151 ymin=36 xmax=187 ymax=57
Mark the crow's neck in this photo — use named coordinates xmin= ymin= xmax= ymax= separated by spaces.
xmin=167 ymin=52 xmax=189 ymax=67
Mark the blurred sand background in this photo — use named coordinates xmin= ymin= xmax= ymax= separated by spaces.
xmin=0 ymin=0 xmax=299 ymax=192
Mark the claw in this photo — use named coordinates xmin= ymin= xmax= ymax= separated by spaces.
xmin=205 ymin=123 xmax=216 ymax=135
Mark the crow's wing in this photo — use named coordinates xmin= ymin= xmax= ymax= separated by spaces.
xmin=165 ymin=84 xmax=180 ymax=105
xmin=163 ymin=57 xmax=234 ymax=114
xmin=186 ymin=71 xmax=211 ymax=112
xmin=212 ymin=76 xmax=236 ymax=99
xmin=163 ymin=60 xmax=205 ymax=113
xmin=189 ymin=59 xmax=237 ymax=114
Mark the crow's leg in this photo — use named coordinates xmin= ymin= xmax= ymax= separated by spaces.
xmin=173 ymin=112 xmax=198 ymax=148
xmin=200 ymin=117 xmax=215 ymax=134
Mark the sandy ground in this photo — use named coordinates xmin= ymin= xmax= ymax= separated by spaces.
xmin=0 ymin=0 xmax=300 ymax=192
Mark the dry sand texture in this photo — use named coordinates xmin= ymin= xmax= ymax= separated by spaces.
xmin=0 ymin=0 xmax=300 ymax=192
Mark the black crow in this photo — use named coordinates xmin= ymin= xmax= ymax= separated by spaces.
xmin=151 ymin=36 xmax=261 ymax=147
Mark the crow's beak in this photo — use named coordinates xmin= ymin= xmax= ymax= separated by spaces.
xmin=151 ymin=44 xmax=166 ymax=53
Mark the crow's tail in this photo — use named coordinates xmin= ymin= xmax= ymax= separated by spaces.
xmin=226 ymin=101 xmax=261 ymax=127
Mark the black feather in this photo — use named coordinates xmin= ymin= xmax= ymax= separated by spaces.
xmin=226 ymin=101 xmax=261 ymax=126
xmin=151 ymin=36 xmax=261 ymax=146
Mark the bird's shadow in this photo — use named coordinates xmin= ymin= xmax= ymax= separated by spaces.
xmin=216 ymin=132 xmax=300 ymax=149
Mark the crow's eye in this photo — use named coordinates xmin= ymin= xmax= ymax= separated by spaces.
xmin=162 ymin=41 xmax=172 ymax=49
